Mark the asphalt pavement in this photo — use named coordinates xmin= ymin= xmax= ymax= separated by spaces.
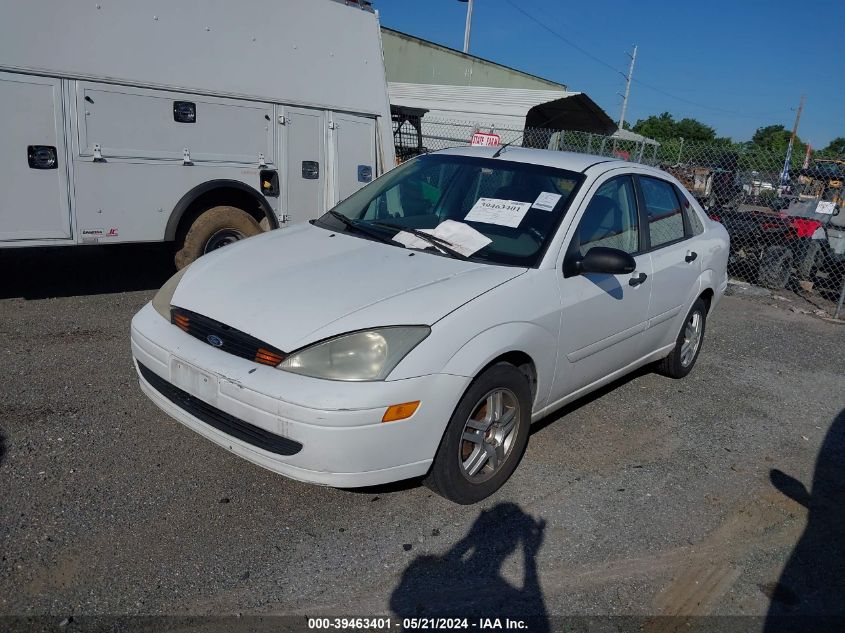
xmin=1 ymin=246 xmax=843 ymax=629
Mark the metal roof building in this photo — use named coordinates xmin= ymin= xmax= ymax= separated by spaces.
xmin=381 ymin=27 xmax=616 ymax=136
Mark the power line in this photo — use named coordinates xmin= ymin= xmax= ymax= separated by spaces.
xmin=504 ymin=1 xmax=623 ymax=77
xmin=503 ymin=0 xmax=781 ymax=120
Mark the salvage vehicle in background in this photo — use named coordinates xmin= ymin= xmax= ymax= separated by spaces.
xmin=0 ymin=0 xmax=394 ymax=268
xmin=131 ymin=147 xmax=729 ymax=504
xmin=709 ymin=189 xmax=843 ymax=290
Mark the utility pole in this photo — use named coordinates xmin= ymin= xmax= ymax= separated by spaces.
xmin=780 ymin=94 xmax=805 ymax=187
xmin=789 ymin=94 xmax=806 ymax=146
xmin=618 ymin=45 xmax=638 ymax=129
xmin=460 ymin=0 xmax=474 ymax=54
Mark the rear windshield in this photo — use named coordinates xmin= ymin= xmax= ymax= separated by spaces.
xmin=315 ymin=154 xmax=584 ymax=267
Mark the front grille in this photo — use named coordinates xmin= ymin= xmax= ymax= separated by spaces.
xmin=138 ymin=362 xmax=303 ymax=456
xmin=170 ymin=307 xmax=286 ymax=366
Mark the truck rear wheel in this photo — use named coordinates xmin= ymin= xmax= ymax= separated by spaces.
xmin=758 ymin=246 xmax=794 ymax=290
xmin=174 ymin=205 xmax=262 ymax=269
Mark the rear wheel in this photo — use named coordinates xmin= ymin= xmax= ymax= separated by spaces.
xmin=656 ymin=298 xmax=707 ymax=379
xmin=796 ymin=241 xmax=822 ymax=281
xmin=425 ymin=363 xmax=532 ymax=504
xmin=174 ymin=205 xmax=262 ymax=269
xmin=758 ymin=245 xmax=794 ymax=290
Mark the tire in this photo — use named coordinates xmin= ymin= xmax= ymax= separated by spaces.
xmin=796 ymin=241 xmax=822 ymax=281
xmin=174 ymin=205 xmax=262 ymax=269
xmin=757 ymin=246 xmax=794 ymax=290
xmin=424 ymin=362 xmax=532 ymax=504
xmin=656 ymin=298 xmax=707 ymax=379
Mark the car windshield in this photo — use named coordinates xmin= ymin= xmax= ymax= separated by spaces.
xmin=314 ymin=154 xmax=584 ymax=267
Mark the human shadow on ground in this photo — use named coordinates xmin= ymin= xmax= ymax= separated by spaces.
xmin=390 ymin=502 xmax=549 ymax=631
xmin=764 ymin=408 xmax=845 ymax=632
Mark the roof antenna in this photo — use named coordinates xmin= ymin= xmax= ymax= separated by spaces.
xmin=492 ymin=133 xmax=525 ymax=158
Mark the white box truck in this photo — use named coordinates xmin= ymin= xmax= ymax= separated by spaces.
xmin=0 ymin=0 xmax=395 ymax=267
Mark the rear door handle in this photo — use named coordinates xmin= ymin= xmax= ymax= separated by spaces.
xmin=685 ymin=251 xmax=698 ymax=263
xmin=629 ymin=272 xmax=648 ymax=287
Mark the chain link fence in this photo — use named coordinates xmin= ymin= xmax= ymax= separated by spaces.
xmin=392 ymin=115 xmax=845 ymax=319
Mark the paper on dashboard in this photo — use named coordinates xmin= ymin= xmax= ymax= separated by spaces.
xmin=817 ymin=201 xmax=836 ymax=215
xmin=464 ymin=197 xmax=531 ymax=228
xmin=393 ymin=220 xmax=492 ymax=257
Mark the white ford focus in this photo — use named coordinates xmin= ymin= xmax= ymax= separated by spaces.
xmin=131 ymin=147 xmax=729 ymax=504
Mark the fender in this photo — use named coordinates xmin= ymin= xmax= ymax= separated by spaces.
xmin=439 ymin=322 xmax=558 ymax=411
xmin=164 ymin=179 xmax=279 ymax=240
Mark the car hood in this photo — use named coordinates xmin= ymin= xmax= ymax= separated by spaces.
xmin=171 ymin=223 xmax=526 ymax=351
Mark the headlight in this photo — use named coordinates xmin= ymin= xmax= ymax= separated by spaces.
xmin=152 ymin=266 xmax=189 ymax=320
xmin=279 ymin=326 xmax=430 ymax=381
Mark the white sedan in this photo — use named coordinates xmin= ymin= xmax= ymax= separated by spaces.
xmin=131 ymin=147 xmax=729 ymax=504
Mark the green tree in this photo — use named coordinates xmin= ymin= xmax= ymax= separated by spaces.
xmin=631 ymin=112 xmax=719 ymax=143
xmin=675 ymin=117 xmax=717 ymax=142
xmin=822 ymin=137 xmax=845 ymax=155
xmin=750 ymin=124 xmax=793 ymax=152
xmin=749 ymin=124 xmax=807 ymax=166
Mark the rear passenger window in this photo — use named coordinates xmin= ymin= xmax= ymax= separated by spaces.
xmin=640 ymin=177 xmax=685 ymax=248
xmin=677 ymin=189 xmax=704 ymax=235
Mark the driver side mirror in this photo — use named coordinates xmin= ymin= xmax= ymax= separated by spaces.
xmin=566 ymin=247 xmax=636 ymax=276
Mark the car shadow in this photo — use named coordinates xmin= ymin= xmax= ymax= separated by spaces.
xmin=530 ymin=365 xmax=653 ymax=436
xmin=390 ymin=502 xmax=550 ymax=630
xmin=763 ymin=408 xmax=845 ymax=632
xmin=0 ymin=244 xmax=175 ymax=300
xmin=348 ymin=366 xmax=653 ymax=497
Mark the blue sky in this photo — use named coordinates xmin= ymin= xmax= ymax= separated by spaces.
xmin=375 ymin=0 xmax=845 ymax=148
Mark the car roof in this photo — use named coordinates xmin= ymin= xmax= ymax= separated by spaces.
xmin=434 ymin=145 xmax=658 ymax=176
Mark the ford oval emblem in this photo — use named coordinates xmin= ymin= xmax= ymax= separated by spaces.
xmin=206 ymin=334 xmax=224 ymax=348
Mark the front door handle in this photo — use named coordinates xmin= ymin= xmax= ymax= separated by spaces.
xmin=629 ymin=272 xmax=648 ymax=287
xmin=685 ymin=250 xmax=698 ymax=263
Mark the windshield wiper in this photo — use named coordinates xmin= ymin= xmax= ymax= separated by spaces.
xmin=324 ymin=211 xmax=397 ymax=245
xmin=371 ymin=222 xmax=469 ymax=260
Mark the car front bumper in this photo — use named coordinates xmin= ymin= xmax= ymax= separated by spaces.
xmin=130 ymin=302 xmax=469 ymax=487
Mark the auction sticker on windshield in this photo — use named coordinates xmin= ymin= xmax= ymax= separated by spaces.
xmin=532 ymin=191 xmax=562 ymax=211
xmin=464 ymin=198 xmax=531 ymax=228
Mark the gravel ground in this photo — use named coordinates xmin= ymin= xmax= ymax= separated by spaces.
xmin=1 ymin=246 xmax=843 ymax=628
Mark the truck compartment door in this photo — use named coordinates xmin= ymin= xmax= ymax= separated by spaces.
xmin=330 ymin=112 xmax=376 ymax=205
xmin=284 ymin=107 xmax=325 ymax=225
xmin=0 ymin=72 xmax=71 ymax=241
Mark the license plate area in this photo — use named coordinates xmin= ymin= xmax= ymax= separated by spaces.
xmin=170 ymin=357 xmax=218 ymax=405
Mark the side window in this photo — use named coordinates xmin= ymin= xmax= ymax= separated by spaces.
xmin=640 ymin=177 xmax=685 ymax=248
xmin=577 ymin=176 xmax=639 ymax=257
xmin=676 ymin=187 xmax=704 ymax=235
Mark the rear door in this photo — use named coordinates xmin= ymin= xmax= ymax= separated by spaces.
xmin=331 ymin=112 xmax=376 ymax=206
xmin=636 ymin=175 xmax=702 ymax=354
xmin=0 ymin=72 xmax=71 ymax=240
xmin=284 ymin=107 xmax=326 ymax=224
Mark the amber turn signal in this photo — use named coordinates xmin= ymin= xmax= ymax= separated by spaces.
xmin=255 ymin=347 xmax=285 ymax=366
xmin=382 ymin=401 xmax=420 ymax=423
xmin=173 ymin=313 xmax=190 ymax=332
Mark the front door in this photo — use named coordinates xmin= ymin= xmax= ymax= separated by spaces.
xmin=0 ymin=72 xmax=71 ymax=241
xmin=552 ymin=174 xmax=653 ymax=401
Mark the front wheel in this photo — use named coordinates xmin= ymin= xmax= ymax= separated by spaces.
xmin=656 ymin=298 xmax=707 ymax=379
xmin=424 ymin=363 xmax=532 ymax=504
xmin=174 ymin=205 xmax=262 ymax=269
